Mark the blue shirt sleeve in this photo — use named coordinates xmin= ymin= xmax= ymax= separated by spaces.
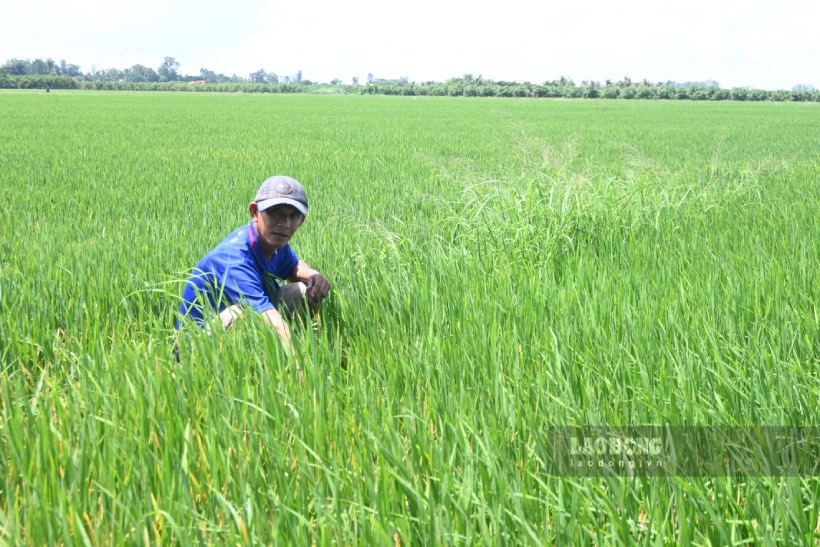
xmin=215 ymin=256 xmax=274 ymax=314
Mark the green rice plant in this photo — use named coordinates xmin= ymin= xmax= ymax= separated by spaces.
xmin=0 ymin=91 xmax=818 ymax=544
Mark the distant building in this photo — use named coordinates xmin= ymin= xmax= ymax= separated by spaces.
xmin=188 ymin=80 xmax=207 ymax=85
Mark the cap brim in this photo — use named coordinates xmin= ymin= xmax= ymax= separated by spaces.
xmin=256 ymin=198 xmax=307 ymax=215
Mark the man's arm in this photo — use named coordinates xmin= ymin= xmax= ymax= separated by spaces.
xmin=261 ymin=306 xmax=303 ymax=382
xmin=261 ymin=306 xmax=293 ymax=350
xmin=288 ymin=259 xmax=331 ymax=303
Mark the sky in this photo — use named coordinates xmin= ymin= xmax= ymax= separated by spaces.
xmin=1 ymin=0 xmax=817 ymax=90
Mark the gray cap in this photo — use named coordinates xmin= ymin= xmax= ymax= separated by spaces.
xmin=254 ymin=176 xmax=308 ymax=215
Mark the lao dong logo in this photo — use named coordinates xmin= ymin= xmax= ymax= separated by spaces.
xmin=570 ymin=435 xmax=662 ymax=457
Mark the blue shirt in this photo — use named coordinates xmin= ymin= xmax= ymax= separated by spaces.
xmin=177 ymin=221 xmax=299 ymax=327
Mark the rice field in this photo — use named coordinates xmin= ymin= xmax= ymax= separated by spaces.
xmin=1 ymin=91 xmax=819 ymax=544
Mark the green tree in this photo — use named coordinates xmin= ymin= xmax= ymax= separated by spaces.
xmin=712 ymin=88 xmax=730 ymax=100
xmin=250 ymin=69 xmax=267 ymax=83
xmin=157 ymin=57 xmax=180 ymax=82
xmin=126 ymin=64 xmax=159 ymax=83
xmin=104 ymin=68 xmax=124 ymax=81
xmin=582 ymin=86 xmax=599 ymax=98
xmin=199 ymin=68 xmax=216 ymax=82
xmin=1 ymin=59 xmax=28 ymax=76
xmin=616 ymin=76 xmax=632 ymax=88
xmin=59 ymin=60 xmax=82 ymax=78
xmin=30 ymin=58 xmax=52 ymax=75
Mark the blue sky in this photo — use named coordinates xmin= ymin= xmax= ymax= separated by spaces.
xmin=1 ymin=0 xmax=817 ymax=89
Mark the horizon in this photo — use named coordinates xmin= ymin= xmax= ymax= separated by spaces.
xmin=1 ymin=0 xmax=817 ymax=92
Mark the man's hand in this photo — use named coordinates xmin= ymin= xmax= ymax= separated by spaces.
xmin=293 ymin=357 xmax=305 ymax=384
xmin=304 ymin=272 xmax=331 ymax=303
xmin=261 ymin=307 xmax=305 ymax=383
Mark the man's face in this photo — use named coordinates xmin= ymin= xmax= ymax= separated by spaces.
xmin=250 ymin=202 xmax=305 ymax=256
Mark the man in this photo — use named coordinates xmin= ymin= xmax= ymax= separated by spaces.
xmin=177 ymin=175 xmax=331 ymax=360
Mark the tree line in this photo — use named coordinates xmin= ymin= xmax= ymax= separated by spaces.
xmin=353 ymin=76 xmax=818 ymax=102
xmin=0 ymin=57 xmax=229 ymax=83
xmin=2 ymin=57 xmax=817 ymax=102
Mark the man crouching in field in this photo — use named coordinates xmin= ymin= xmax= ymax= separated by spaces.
xmin=176 ymin=175 xmax=331 ymax=364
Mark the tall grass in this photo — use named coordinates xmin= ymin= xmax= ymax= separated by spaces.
xmin=1 ymin=91 xmax=818 ymax=543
